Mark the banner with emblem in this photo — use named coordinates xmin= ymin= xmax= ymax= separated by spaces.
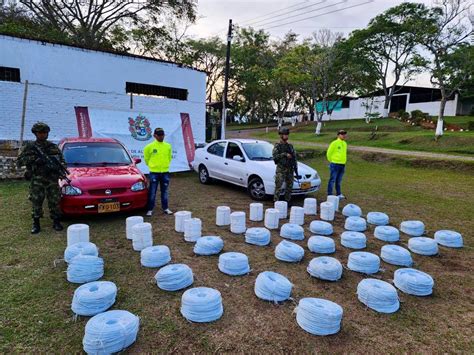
xmin=74 ymin=107 xmax=195 ymax=173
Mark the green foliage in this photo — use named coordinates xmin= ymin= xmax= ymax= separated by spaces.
xmin=468 ymin=121 xmax=474 ymax=131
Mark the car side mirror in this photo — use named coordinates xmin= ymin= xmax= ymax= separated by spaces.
xmin=233 ymin=155 xmax=244 ymax=162
xmin=133 ymin=157 xmax=142 ymax=164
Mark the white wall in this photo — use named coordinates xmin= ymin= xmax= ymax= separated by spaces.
xmin=406 ymin=95 xmax=458 ymax=117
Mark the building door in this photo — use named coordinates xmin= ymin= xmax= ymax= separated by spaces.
xmin=389 ymin=95 xmax=408 ymax=113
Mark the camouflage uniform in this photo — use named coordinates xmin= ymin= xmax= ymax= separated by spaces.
xmin=272 ymin=142 xmax=295 ymax=202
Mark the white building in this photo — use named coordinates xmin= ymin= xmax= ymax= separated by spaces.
xmin=0 ymin=34 xmax=206 ymax=142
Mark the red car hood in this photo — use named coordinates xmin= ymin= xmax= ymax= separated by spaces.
xmin=66 ymin=165 xmax=145 ymax=189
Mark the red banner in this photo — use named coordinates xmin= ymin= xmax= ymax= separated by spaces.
xmin=74 ymin=106 xmax=92 ymax=137
xmin=180 ymin=113 xmax=195 ymax=168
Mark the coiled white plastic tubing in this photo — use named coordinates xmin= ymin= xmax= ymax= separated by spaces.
xmin=319 ymin=201 xmax=335 ymax=221
xmin=275 ymin=240 xmax=304 ymax=262
xmin=155 ymin=264 xmax=194 ymax=291
xmin=126 ymin=216 xmax=143 ymax=240
xmin=280 ymin=223 xmax=305 ymax=241
xmin=230 ymin=211 xmax=246 ymax=234
xmin=400 ymin=220 xmax=425 ymax=237
xmin=140 ymin=245 xmax=171 ymax=268
xmin=347 ymin=252 xmax=380 ymax=274
xmin=326 ymin=195 xmax=340 ymax=212
xmin=295 ymin=298 xmax=343 ymax=336
xmin=67 ymin=224 xmax=90 ymax=247
xmin=307 ymin=236 xmax=335 ymax=254
xmin=303 ymin=198 xmax=317 ymax=215
xmin=131 ymin=222 xmax=153 ymax=251
xmin=245 ymin=227 xmax=271 ymax=246
xmin=289 ymin=206 xmax=305 ymax=225
xmin=307 ymin=257 xmax=343 ymax=281
xmin=175 ymin=211 xmax=192 ymax=232
xmin=367 ymin=212 xmax=389 ymax=226
xmin=184 ymin=218 xmax=202 ymax=242
xmin=71 ymin=281 xmax=117 ymax=316
xmin=309 ymin=221 xmax=333 ymax=236
xmin=274 ymin=201 xmax=288 ymax=219
xmin=180 ymin=287 xmax=223 ymax=323
xmin=264 ymin=208 xmax=280 ymax=229
xmin=380 ymin=245 xmax=413 ymax=267
xmin=374 ymin=226 xmax=400 ymax=242
xmin=408 ymin=237 xmax=438 ymax=256
xmin=82 ymin=310 xmax=139 ymax=354
xmin=216 ymin=206 xmax=231 ymax=226
xmin=341 ymin=231 xmax=366 ymax=250
xmin=64 ymin=242 xmax=99 ymax=263
xmin=194 ymin=236 xmax=224 ymax=255
xmin=434 ymin=230 xmax=463 ymax=248
xmin=357 ymin=279 xmax=400 ymax=313
xmin=394 ymin=268 xmax=434 ymax=296
xmin=218 ymin=252 xmax=250 ymax=276
xmin=254 ymin=271 xmax=293 ymax=302
xmin=342 ymin=203 xmax=362 ymax=217
xmin=344 ymin=216 xmax=367 ymax=232
xmin=249 ymin=203 xmax=264 ymax=222
xmin=67 ymin=255 xmax=104 ymax=284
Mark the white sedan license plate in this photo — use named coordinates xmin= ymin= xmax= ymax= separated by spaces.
xmin=98 ymin=202 xmax=120 ymax=213
xmin=300 ymin=182 xmax=311 ymax=190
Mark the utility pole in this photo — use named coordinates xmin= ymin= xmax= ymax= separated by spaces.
xmin=221 ymin=19 xmax=233 ymax=140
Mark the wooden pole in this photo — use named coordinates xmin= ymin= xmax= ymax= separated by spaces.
xmin=18 ymin=80 xmax=29 ymax=152
xmin=221 ymin=19 xmax=233 ymax=140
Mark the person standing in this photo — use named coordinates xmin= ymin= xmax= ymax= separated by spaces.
xmin=144 ymin=127 xmax=173 ymax=216
xmin=326 ymin=129 xmax=348 ymax=199
xmin=17 ymin=122 xmax=66 ymax=234
xmin=272 ymin=127 xmax=296 ymax=203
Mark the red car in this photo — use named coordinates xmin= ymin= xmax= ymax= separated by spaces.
xmin=58 ymin=137 xmax=148 ymax=215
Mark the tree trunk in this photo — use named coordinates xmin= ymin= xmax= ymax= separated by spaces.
xmin=435 ymin=96 xmax=447 ymax=138
xmin=315 ymin=121 xmax=322 ymax=135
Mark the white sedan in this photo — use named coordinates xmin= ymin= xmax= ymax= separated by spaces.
xmin=192 ymin=139 xmax=321 ymax=200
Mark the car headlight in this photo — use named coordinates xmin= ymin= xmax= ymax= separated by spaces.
xmin=62 ymin=185 xmax=82 ymax=196
xmin=131 ymin=181 xmax=146 ymax=192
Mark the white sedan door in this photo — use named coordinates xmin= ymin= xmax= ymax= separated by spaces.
xmin=203 ymin=141 xmax=227 ymax=179
xmin=222 ymin=142 xmax=247 ymax=186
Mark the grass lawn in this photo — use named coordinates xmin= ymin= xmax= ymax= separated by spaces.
xmin=1 ymin=155 xmax=473 ymax=352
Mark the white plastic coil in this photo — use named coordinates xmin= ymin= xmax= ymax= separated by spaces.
xmin=408 ymin=237 xmax=438 ymax=256
xmin=254 ymin=271 xmax=293 ymax=302
xmin=307 ymin=236 xmax=335 ymax=254
xmin=126 ymin=216 xmax=143 ymax=240
xmin=400 ymin=220 xmax=425 ymax=237
xmin=64 ymin=242 xmax=98 ymax=263
xmin=374 ymin=226 xmax=400 ymax=242
xmin=367 ymin=212 xmax=389 ymax=226
xmin=184 ymin=218 xmax=202 ymax=242
xmin=357 ymin=279 xmax=399 ymax=313
xmin=274 ymin=201 xmax=288 ymax=219
xmin=216 ymin=206 xmax=231 ymax=226
xmin=218 ymin=252 xmax=250 ymax=276
xmin=289 ymin=206 xmax=305 ymax=225
xmin=380 ymin=245 xmax=413 ymax=267
xmin=280 ymin=223 xmax=305 ymax=241
xmin=245 ymin=227 xmax=271 ymax=246
xmin=230 ymin=211 xmax=246 ymax=234
xmin=180 ymin=287 xmax=223 ymax=323
xmin=295 ymin=298 xmax=343 ymax=336
xmin=175 ymin=211 xmax=192 ymax=232
xmin=155 ymin=264 xmax=194 ymax=291
xmin=394 ymin=268 xmax=434 ymax=296
xmin=434 ymin=230 xmax=463 ymax=248
xmin=67 ymin=224 xmax=90 ymax=247
xmin=319 ymin=201 xmax=335 ymax=221
xmin=275 ymin=240 xmax=304 ymax=262
xmin=72 ymin=281 xmax=117 ymax=316
xmin=344 ymin=216 xmax=367 ymax=232
xmin=347 ymin=252 xmax=380 ymax=274
xmin=249 ymin=203 xmax=264 ymax=221
xmin=194 ymin=236 xmax=224 ymax=255
xmin=326 ymin=195 xmax=339 ymax=212
xmin=264 ymin=208 xmax=280 ymax=229
xmin=340 ymin=231 xmax=366 ymax=249
xmin=140 ymin=245 xmax=171 ymax=268
xmin=309 ymin=221 xmax=333 ymax=236
xmin=131 ymin=222 xmax=153 ymax=251
xmin=67 ymin=255 xmax=104 ymax=284
xmin=307 ymin=257 xmax=343 ymax=281
xmin=303 ymin=198 xmax=317 ymax=215
xmin=342 ymin=203 xmax=362 ymax=217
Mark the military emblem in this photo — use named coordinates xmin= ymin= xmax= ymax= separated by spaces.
xmin=128 ymin=114 xmax=152 ymax=141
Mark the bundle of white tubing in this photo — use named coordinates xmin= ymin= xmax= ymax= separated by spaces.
xmin=326 ymin=195 xmax=339 ymax=212
xmin=344 ymin=216 xmax=367 ymax=232
xmin=230 ymin=211 xmax=246 ymax=234
xmin=319 ymin=202 xmax=335 ymax=221
xmin=380 ymin=245 xmax=413 ymax=267
xmin=216 ymin=206 xmax=231 ymax=226
xmin=357 ymin=279 xmax=399 ymax=313
xmin=64 ymin=242 xmax=98 ymax=263
xmin=342 ymin=203 xmax=362 ymax=217
xmin=71 ymin=281 xmax=117 ymax=316
xmin=347 ymin=252 xmax=380 ymax=274
xmin=304 ymin=198 xmax=317 ymax=215
xmin=408 ymin=237 xmax=438 ymax=256
xmin=400 ymin=220 xmax=425 ymax=237
xmin=289 ymin=206 xmax=305 ymax=225
xmin=374 ymin=226 xmax=400 ymax=242
xmin=218 ymin=252 xmax=250 ymax=276
xmin=295 ymin=298 xmax=343 ymax=336
xmin=140 ymin=245 xmax=171 ymax=268
xmin=180 ymin=287 xmax=223 ymax=323
xmin=126 ymin=216 xmax=143 ymax=240
xmin=245 ymin=227 xmax=271 ymax=246
xmin=309 ymin=221 xmax=333 ymax=236
xmin=175 ymin=211 xmax=192 ymax=232
xmin=254 ymin=271 xmax=293 ymax=302
xmin=275 ymin=240 xmax=304 ymax=262
xmin=264 ymin=208 xmax=280 ymax=229
xmin=394 ymin=268 xmax=434 ymax=296
xmin=434 ymin=230 xmax=463 ymax=248
xmin=194 ymin=236 xmax=224 ymax=255
xmin=67 ymin=255 xmax=104 ymax=284
xmin=367 ymin=212 xmax=389 ymax=226
xmin=307 ymin=236 xmax=335 ymax=254
xmin=249 ymin=203 xmax=264 ymax=222
xmin=184 ymin=218 xmax=202 ymax=242
xmin=307 ymin=257 xmax=342 ymax=281
xmin=67 ymin=224 xmax=90 ymax=246
xmin=280 ymin=223 xmax=305 ymax=241
xmin=340 ymin=231 xmax=366 ymax=249
xmin=274 ymin=201 xmax=288 ymax=219
xmin=131 ymin=222 xmax=153 ymax=251
xmin=83 ymin=310 xmax=139 ymax=354
xmin=155 ymin=264 xmax=194 ymax=291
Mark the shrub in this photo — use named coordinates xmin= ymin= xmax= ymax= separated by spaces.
xmin=468 ymin=121 xmax=474 ymax=131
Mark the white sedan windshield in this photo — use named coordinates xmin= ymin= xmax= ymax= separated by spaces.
xmin=241 ymin=142 xmax=274 ymax=161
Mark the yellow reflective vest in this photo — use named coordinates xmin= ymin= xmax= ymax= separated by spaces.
xmin=144 ymin=140 xmax=172 ymax=173
xmin=326 ymin=138 xmax=347 ymax=164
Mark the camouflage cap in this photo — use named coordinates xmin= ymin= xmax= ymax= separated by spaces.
xmin=31 ymin=122 xmax=50 ymax=133
xmin=279 ymin=127 xmax=290 ymax=135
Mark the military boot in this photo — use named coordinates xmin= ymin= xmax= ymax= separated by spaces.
xmin=31 ymin=218 xmax=41 ymax=234
xmin=52 ymin=219 xmax=63 ymax=231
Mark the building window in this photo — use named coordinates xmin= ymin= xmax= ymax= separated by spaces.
xmin=126 ymin=82 xmax=188 ymax=100
xmin=0 ymin=66 xmax=20 ymax=82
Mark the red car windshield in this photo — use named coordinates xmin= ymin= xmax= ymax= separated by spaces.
xmin=63 ymin=142 xmax=132 ymax=167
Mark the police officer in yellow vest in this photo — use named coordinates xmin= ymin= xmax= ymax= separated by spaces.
xmin=326 ymin=129 xmax=348 ymax=199
xmin=144 ymin=127 xmax=173 ymax=216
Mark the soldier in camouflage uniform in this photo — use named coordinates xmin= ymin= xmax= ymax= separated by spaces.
xmin=17 ymin=122 xmax=66 ymax=234
xmin=272 ymin=127 xmax=296 ymax=202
